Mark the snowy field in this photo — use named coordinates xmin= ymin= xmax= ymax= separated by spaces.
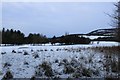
xmin=0 ymin=41 xmax=119 ymax=79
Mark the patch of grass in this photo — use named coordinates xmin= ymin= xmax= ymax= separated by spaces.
xmin=90 ymin=46 xmax=120 ymax=55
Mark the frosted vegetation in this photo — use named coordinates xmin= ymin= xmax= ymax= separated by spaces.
xmin=0 ymin=41 xmax=119 ymax=79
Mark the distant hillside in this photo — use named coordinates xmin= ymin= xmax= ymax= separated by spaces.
xmin=87 ymin=28 xmax=116 ymax=36
xmin=61 ymin=28 xmax=117 ymax=42
xmin=64 ymin=28 xmax=116 ymax=37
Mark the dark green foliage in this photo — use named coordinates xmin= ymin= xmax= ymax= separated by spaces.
xmin=2 ymin=28 xmax=25 ymax=44
xmin=51 ymin=35 xmax=91 ymax=45
xmin=2 ymin=28 xmax=91 ymax=45
xmin=26 ymin=33 xmax=49 ymax=44
xmin=2 ymin=28 xmax=49 ymax=44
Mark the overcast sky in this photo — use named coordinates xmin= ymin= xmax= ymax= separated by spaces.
xmin=2 ymin=2 xmax=116 ymax=37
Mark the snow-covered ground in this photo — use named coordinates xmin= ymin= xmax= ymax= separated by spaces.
xmin=80 ymin=35 xmax=113 ymax=40
xmin=0 ymin=41 xmax=119 ymax=79
xmin=0 ymin=46 xmax=2 ymax=79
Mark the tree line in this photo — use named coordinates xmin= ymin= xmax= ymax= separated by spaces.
xmin=51 ymin=35 xmax=91 ymax=45
xmin=1 ymin=28 xmax=92 ymax=45
xmin=1 ymin=28 xmax=49 ymax=45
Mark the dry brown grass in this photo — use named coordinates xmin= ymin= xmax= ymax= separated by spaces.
xmin=87 ymin=46 xmax=120 ymax=78
xmin=88 ymin=46 xmax=120 ymax=55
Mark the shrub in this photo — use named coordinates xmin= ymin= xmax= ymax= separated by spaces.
xmin=63 ymin=65 xmax=75 ymax=74
xmin=40 ymin=49 xmax=43 ymax=51
xmin=70 ymin=58 xmax=78 ymax=68
xmin=44 ymin=49 xmax=47 ymax=51
xmin=3 ymin=63 xmax=11 ymax=68
xmin=34 ymin=54 xmax=39 ymax=59
xmin=92 ymin=69 xmax=100 ymax=76
xmin=31 ymin=49 xmax=34 ymax=52
xmin=18 ymin=51 xmax=22 ymax=53
xmin=72 ymin=72 xmax=82 ymax=78
xmin=111 ymin=60 xmax=118 ymax=73
xmin=37 ymin=50 xmax=40 ymax=52
xmin=41 ymin=62 xmax=53 ymax=77
xmin=56 ymin=49 xmax=59 ymax=51
xmin=55 ymin=59 xmax=59 ymax=63
xmin=12 ymin=50 xmax=16 ymax=53
xmin=35 ymin=68 xmax=43 ymax=77
xmin=44 ymin=68 xmax=53 ymax=77
xmin=24 ymin=61 xmax=29 ymax=65
xmin=23 ymin=51 xmax=29 ymax=55
xmin=2 ymin=71 xmax=13 ymax=80
xmin=1 ymin=52 xmax=6 ymax=55
xmin=82 ymin=68 xmax=92 ymax=77
xmin=30 ymin=76 xmax=36 ymax=80
xmin=50 ymin=49 xmax=53 ymax=51
xmin=62 ymin=59 xmax=69 ymax=64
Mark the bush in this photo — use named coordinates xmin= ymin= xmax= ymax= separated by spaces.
xmin=24 ymin=61 xmax=29 ymax=65
xmin=72 ymin=72 xmax=82 ymax=78
xmin=30 ymin=76 xmax=36 ymax=80
xmin=34 ymin=54 xmax=39 ymax=59
xmin=82 ymin=68 xmax=92 ymax=77
xmin=12 ymin=50 xmax=16 ymax=53
xmin=2 ymin=71 xmax=13 ymax=80
xmin=1 ymin=52 xmax=6 ymax=55
xmin=50 ymin=49 xmax=53 ymax=51
xmin=55 ymin=59 xmax=59 ymax=63
xmin=3 ymin=63 xmax=11 ymax=68
xmin=23 ymin=51 xmax=29 ymax=55
xmin=63 ymin=65 xmax=75 ymax=74
xmin=35 ymin=67 xmax=43 ymax=77
xmin=62 ymin=59 xmax=69 ymax=64
xmin=41 ymin=62 xmax=54 ymax=77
